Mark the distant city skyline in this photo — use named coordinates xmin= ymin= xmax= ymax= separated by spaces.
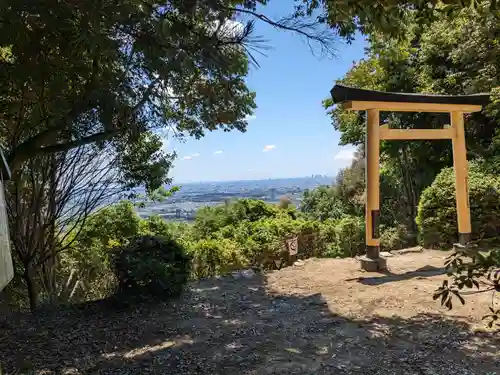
xmin=141 ymin=175 xmax=333 ymax=221
xmin=171 ymin=173 xmax=336 ymax=185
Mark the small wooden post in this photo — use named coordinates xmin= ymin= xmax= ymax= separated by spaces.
xmin=286 ymin=236 xmax=298 ymax=266
xmin=451 ymin=111 xmax=472 ymax=245
xmin=361 ymin=109 xmax=386 ymax=271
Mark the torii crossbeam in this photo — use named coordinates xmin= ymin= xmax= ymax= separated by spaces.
xmin=330 ymin=85 xmax=490 ymax=272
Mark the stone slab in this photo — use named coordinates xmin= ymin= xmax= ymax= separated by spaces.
xmin=359 ymin=256 xmax=387 ymax=272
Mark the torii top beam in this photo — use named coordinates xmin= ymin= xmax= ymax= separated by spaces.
xmin=330 ymin=85 xmax=490 ymax=113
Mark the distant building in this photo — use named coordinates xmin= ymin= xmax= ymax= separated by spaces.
xmin=270 ymin=188 xmax=277 ymax=200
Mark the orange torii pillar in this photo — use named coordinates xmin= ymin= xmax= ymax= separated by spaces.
xmin=330 ymin=85 xmax=490 ymax=272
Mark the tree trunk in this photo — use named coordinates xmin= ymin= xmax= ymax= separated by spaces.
xmin=23 ymin=264 xmax=37 ymax=312
xmin=401 ymin=145 xmax=419 ymax=241
xmin=397 ymin=148 xmax=413 ymax=223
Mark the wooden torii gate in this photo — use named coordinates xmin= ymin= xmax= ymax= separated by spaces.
xmin=330 ymin=85 xmax=490 ymax=272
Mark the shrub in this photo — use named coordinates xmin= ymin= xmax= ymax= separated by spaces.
xmin=193 ymin=199 xmax=279 ymax=239
xmin=110 ymin=235 xmax=191 ymax=300
xmin=76 ymin=200 xmax=141 ymax=249
xmin=323 ymin=215 xmax=365 ymax=258
xmin=297 ymin=219 xmax=322 ymax=257
xmin=318 ymin=219 xmax=338 ymax=253
xmin=58 ymin=201 xmax=143 ymax=302
xmin=139 ymin=214 xmax=171 ymax=237
xmin=300 ymin=186 xmax=347 ymax=220
xmin=242 ymin=216 xmax=303 ymax=267
xmin=190 ymin=239 xmax=248 ymax=278
xmin=380 ymin=225 xmax=411 ymax=251
xmin=417 ymin=164 xmax=500 ymax=248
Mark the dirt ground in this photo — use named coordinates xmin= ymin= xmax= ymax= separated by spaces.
xmin=1 ymin=249 xmax=500 ymax=374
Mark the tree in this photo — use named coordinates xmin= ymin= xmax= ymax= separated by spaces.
xmin=6 ymin=145 xmax=124 ymax=310
xmin=301 ymin=186 xmax=345 ymax=220
xmin=1 ymin=1 xmax=252 ymax=180
xmin=0 ymin=0 xmax=336 ymax=178
xmin=295 ymin=0 xmax=499 ymax=41
xmin=301 ymin=147 xmax=365 ymax=221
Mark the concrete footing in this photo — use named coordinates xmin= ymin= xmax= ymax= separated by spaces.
xmin=360 ymin=255 xmax=387 ymax=272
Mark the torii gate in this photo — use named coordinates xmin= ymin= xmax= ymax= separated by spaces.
xmin=330 ymin=85 xmax=490 ymax=272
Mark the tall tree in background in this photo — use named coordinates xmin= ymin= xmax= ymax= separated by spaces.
xmin=0 ymin=0 xmax=336 ymax=178
xmin=294 ymin=0 xmax=499 ymax=40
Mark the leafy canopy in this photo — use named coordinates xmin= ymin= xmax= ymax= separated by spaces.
xmin=296 ymin=0 xmax=500 ymax=40
xmin=0 ymin=0 xmax=260 ymax=191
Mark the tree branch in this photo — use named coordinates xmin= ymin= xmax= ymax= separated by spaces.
xmin=225 ymin=6 xmax=337 ymax=56
xmin=36 ymin=130 xmax=121 ymax=156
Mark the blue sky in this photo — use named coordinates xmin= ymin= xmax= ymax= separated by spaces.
xmin=167 ymin=2 xmax=367 ymax=183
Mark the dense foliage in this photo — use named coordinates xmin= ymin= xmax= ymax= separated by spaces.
xmin=22 ymin=196 xmax=372 ymax=305
xmin=417 ymin=164 xmax=500 ymax=248
xmin=111 ymin=235 xmax=191 ymax=300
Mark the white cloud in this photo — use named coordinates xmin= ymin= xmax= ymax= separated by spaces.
xmin=245 ymin=114 xmax=256 ymax=121
xmin=191 ymin=153 xmax=200 ymax=157
xmin=214 ymin=150 xmax=224 ymax=155
xmin=334 ymin=147 xmax=356 ymax=161
xmin=263 ymin=145 xmax=276 ymax=152
xmin=183 ymin=156 xmax=193 ymax=161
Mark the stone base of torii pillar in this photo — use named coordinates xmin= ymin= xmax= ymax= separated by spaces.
xmin=359 ymin=255 xmax=387 ymax=272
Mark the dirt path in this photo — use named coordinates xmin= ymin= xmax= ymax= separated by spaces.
xmin=1 ymin=249 xmax=499 ymax=374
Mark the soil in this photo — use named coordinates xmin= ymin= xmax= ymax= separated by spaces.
xmin=1 ymin=249 xmax=499 ymax=374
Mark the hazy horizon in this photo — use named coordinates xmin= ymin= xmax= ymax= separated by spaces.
xmin=171 ymin=174 xmax=335 ymax=185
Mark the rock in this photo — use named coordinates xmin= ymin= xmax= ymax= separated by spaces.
xmin=380 ymin=251 xmax=394 ymax=257
xmin=240 ymin=269 xmax=256 ymax=279
xmin=393 ymin=246 xmax=423 ymax=255
xmin=294 ymin=260 xmax=306 ymax=266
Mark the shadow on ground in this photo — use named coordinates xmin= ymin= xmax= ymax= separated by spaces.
xmin=356 ymin=265 xmax=447 ymax=286
xmin=1 ymin=272 xmax=498 ymax=375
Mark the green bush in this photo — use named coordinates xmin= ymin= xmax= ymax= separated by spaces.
xmin=77 ymin=200 xmax=142 ymax=248
xmin=193 ymin=199 xmax=284 ymax=239
xmin=139 ymin=214 xmax=171 ymax=237
xmin=380 ymin=225 xmax=411 ymax=251
xmin=110 ymin=235 xmax=191 ymax=300
xmin=58 ymin=201 xmax=143 ymax=302
xmin=417 ymin=164 xmax=500 ymax=248
xmin=301 ymin=186 xmax=347 ymax=220
xmin=322 ymin=215 xmax=365 ymax=258
xmin=318 ymin=219 xmax=337 ymax=248
xmin=190 ymin=239 xmax=248 ymax=278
